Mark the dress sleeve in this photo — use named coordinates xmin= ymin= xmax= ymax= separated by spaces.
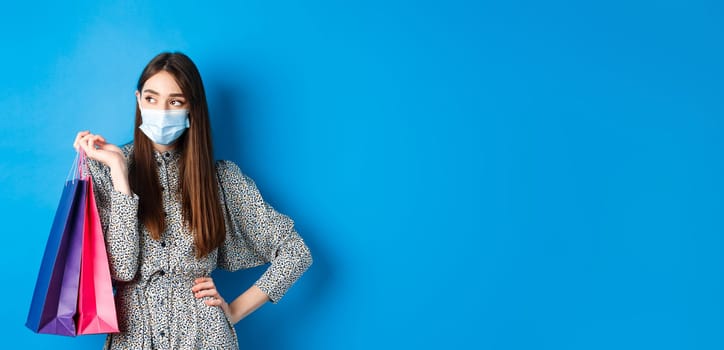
xmin=216 ymin=160 xmax=313 ymax=303
xmin=86 ymin=157 xmax=140 ymax=282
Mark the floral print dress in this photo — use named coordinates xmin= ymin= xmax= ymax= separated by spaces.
xmin=86 ymin=144 xmax=313 ymax=349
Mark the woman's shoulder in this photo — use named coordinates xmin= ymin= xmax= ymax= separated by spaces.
xmin=215 ymin=160 xmax=258 ymax=191
xmin=120 ymin=142 xmax=133 ymax=157
xmin=215 ymin=159 xmax=244 ymax=181
xmin=215 ymin=159 xmax=240 ymax=173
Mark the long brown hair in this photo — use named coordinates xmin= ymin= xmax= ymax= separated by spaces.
xmin=129 ymin=52 xmax=225 ymax=258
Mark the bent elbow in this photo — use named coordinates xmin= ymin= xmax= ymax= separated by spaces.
xmin=112 ymin=270 xmax=136 ymax=282
xmin=300 ymin=244 xmax=313 ymax=272
xmin=110 ymin=262 xmax=138 ymax=282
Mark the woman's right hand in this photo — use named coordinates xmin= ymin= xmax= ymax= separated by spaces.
xmin=73 ymin=131 xmax=125 ymax=168
xmin=73 ymin=130 xmax=131 ymax=195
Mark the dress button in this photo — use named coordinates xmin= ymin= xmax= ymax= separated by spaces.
xmin=161 ymin=241 xmax=166 ymax=248
xmin=159 ymin=270 xmax=165 ymax=276
xmin=164 ymin=152 xmax=170 ymax=158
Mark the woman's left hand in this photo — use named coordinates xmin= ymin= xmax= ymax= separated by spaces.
xmin=192 ymin=277 xmax=232 ymax=323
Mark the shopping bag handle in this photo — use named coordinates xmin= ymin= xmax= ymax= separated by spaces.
xmin=65 ymin=149 xmax=88 ymax=183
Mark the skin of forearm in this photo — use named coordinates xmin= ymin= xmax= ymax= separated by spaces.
xmin=109 ymin=159 xmax=131 ymax=195
xmin=228 ymin=285 xmax=270 ymax=324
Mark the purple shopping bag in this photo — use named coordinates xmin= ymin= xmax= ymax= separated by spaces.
xmin=26 ymin=153 xmax=87 ymax=336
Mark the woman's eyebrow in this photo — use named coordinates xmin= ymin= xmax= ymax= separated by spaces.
xmin=142 ymin=89 xmax=184 ymax=98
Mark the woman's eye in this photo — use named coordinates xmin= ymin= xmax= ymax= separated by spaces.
xmin=145 ymin=96 xmax=157 ymax=103
xmin=171 ymin=100 xmax=185 ymax=106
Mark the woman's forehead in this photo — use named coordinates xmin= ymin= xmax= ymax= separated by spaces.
xmin=142 ymin=71 xmax=183 ymax=96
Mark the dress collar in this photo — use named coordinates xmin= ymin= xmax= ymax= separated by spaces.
xmin=153 ymin=147 xmax=182 ymax=163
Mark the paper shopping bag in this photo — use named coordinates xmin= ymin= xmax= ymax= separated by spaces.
xmin=76 ymin=176 xmax=119 ymax=334
xmin=26 ymin=161 xmax=86 ymax=336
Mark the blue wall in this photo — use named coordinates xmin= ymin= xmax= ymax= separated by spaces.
xmin=2 ymin=0 xmax=723 ymax=348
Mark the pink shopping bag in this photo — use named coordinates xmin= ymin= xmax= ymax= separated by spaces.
xmin=76 ymin=171 xmax=119 ymax=334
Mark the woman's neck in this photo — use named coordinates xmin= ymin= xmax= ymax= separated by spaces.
xmin=152 ymin=143 xmax=176 ymax=153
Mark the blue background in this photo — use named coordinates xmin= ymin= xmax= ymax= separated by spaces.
xmin=1 ymin=0 xmax=723 ymax=349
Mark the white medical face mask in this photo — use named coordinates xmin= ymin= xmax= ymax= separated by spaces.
xmin=138 ymin=101 xmax=190 ymax=145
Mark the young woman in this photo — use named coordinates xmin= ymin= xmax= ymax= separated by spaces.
xmin=73 ymin=52 xmax=313 ymax=349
